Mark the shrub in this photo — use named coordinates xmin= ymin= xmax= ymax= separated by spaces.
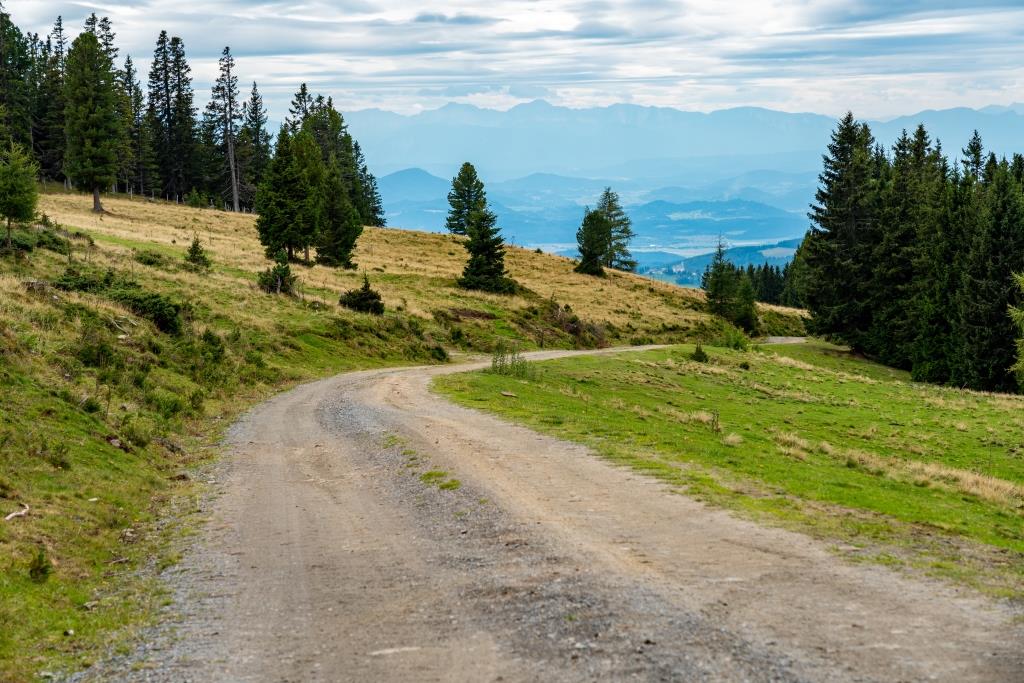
xmin=257 ymin=251 xmax=296 ymax=295
xmin=711 ymin=325 xmax=750 ymax=351
xmin=134 ymin=249 xmax=168 ymax=268
xmin=690 ymin=343 xmax=710 ymax=363
xmin=339 ymin=274 xmax=385 ymax=315
xmin=184 ymin=234 xmax=211 ymax=270
xmin=109 ymin=288 xmax=184 ymax=334
xmin=490 ymin=339 xmax=532 ymax=378
xmin=185 ymin=188 xmax=207 ymax=208
xmin=35 ymin=228 xmax=69 ymax=255
xmin=28 ymin=548 xmax=53 ymax=583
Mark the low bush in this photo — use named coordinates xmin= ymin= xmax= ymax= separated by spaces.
xmin=691 ymin=343 xmax=710 ymax=363
xmin=339 ymin=274 xmax=385 ymax=315
xmin=257 ymin=252 xmax=297 ymax=295
xmin=109 ymin=288 xmax=184 ymax=334
xmin=134 ymin=249 xmax=169 ymax=268
xmin=183 ymin=235 xmax=211 ymax=270
xmin=490 ymin=339 xmax=532 ymax=378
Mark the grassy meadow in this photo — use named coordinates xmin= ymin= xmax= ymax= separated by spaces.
xmin=435 ymin=341 xmax=1024 ymax=597
xmin=0 ymin=190 xmax=806 ymax=680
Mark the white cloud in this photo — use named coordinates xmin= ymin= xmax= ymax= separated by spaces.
xmin=6 ymin=0 xmax=1023 ymax=120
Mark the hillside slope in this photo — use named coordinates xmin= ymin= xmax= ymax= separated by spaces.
xmin=0 ymin=191 xmax=803 ymax=680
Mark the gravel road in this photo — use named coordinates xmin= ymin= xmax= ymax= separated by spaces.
xmin=80 ymin=347 xmax=1023 ymax=682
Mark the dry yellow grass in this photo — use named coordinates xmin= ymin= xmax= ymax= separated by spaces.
xmin=37 ymin=192 xmax=732 ymax=334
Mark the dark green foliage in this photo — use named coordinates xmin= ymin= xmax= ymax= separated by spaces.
xmin=802 ymin=116 xmax=1024 ymax=392
xmin=108 ymin=289 xmax=183 ymax=334
xmin=316 ymin=159 xmax=362 ymax=268
xmin=185 ymin=188 xmax=207 ymax=208
xmin=595 ymin=187 xmax=636 ymax=271
xmin=1012 ymin=275 xmax=1024 ymax=385
xmin=803 ymin=112 xmax=878 ymax=349
xmin=574 ymin=208 xmax=610 ymax=276
xmin=339 ymin=274 xmax=384 ymax=315
xmin=701 ymin=239 xmax=759 ymax=332
xmin=64 ymin=31 xmax=120 ymax=212
xmin=257 ymin=251 xmax=297 ymax=295
xmin=446 ymin=162 xmax=487 ymax=236
xmin=459 ymin=208 xmax=516 ymax=294
xmin=54 ymin=265 xmax=184 ymax=334
xmin=28 ymin=548 xmax=53 ymax=583
xmin=733 ymin=274 xmax=759 ymax=334
xmin=0 ymin=142 xmax=39 ymax=250
xmin=690 ymin=343 xmax=709 ymax=363
xmin=134 ymin=249 xmax=168 ymax=268
xmin=184 ymin=234 xmax=211 ymax=270
xmin=255 ymin=128 xmax=326 ymax=262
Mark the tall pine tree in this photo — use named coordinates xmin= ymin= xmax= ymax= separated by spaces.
xmin=446 ymin=162 xmax=487 ymax=235
xmin=64 ymin=30 xmax=120 ymax=212
xmin=595 ymin=187 xmax=636 ymax=271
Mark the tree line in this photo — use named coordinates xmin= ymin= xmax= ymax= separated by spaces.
xmin=792 ymin=113 xmax=1024 ymax=392
xmin=0 ymin=5 xmax=383 ymax=222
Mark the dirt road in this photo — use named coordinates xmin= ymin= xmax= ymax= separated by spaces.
xmin=89 ymin=348 xmax=1023 ymax=682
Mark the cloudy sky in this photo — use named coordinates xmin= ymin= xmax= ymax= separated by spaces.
xmin=7 ymin=1 xmax=1024 ymax=120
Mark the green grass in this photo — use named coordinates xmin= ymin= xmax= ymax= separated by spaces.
xmin=434 ymin=340 xmax=1024 ymax=597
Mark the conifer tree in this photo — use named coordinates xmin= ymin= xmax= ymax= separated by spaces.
xmin=459 ymin=206 xmax=515 ymax=293
xmin=803 ymin=112 xmax=879 ymax=351
xmin=255 ymin=127 xmax=293 ymax=257
xmin=702 ymin=238 xmax=738 ymax=319
xmin=238 ymin=81 xmax=271 ymax=203
xmin=733 ymin=272 xmax=759 ymax=333
xmin=595 ymin=187 xmax=636 ymax=271
xmin=210 ymin=46 xmax=241 ymax=211
xmin=1011 ymin=274 xmax=1024 ymax=386
xmin=0 ymin=5 xmax=32 ymax=148
xmin=255 ymin=128 xmax=326 ymax=261
xmin=316 ymin=157 xmax=363 ymax=268
xmin=288 ymin=83 xmax=313 ymax=129
xmin=446 ymin=162 xmax=487 ymax=235
xmin=952 ymin=160 xmax=1024 ymax=392
xmin=0 ymin=141 xmax=38 ymax=249
xmin=123 ymin=55 xmax=157 ymax=195
xmin=35 ymin=17 xmax=67 ymax=180
xmin=167 ymin=36 xmax=196 ymax=199
xmin=146 ymin=30 xmax=173 ymax=195
xmin=574 ymin=207 xmax=610 ymax=276
xmin=64 ymin=31 xmax=120 ymax=212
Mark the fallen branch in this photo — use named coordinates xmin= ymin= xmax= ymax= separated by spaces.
xmin=4 ymin=504 xmax=29 ymax=521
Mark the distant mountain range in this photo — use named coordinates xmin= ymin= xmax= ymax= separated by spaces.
xmin=350 ymin=100 xmax=1024 ymax=182
xmin=365 ymin=100 xmax=1024 ymax=275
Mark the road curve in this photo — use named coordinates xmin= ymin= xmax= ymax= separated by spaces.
xmin=90 ymin=347 xmax=1023 ymax=682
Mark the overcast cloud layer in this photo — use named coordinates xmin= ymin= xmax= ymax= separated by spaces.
xmin=7 ymin=1 xmax=1024 ymax=121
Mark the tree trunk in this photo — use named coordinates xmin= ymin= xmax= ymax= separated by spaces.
xmin=304 ymin=245 xmax=310 ymax=264
xmin=227 ymin=132 xmax=240 ymax=212
xmin=92 ymin=187 xmax=104 ymax=213
xmin=6 ymin=217 xmax=12 ymax=250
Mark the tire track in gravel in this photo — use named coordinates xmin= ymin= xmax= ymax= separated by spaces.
xmin=83 ymin=347 xmax=1023 ymax=682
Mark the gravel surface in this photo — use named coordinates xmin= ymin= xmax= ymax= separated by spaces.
xmin=73 ymin=348 xmax=1024 ymax=682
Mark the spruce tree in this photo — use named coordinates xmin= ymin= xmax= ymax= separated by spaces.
xmin=702 ymin=238 xmax=738 ymax=319
xmin=574 ymin=207 xmax=610 ymax=276
xmin=210 ymin=46 xmax=241 ymax=211
xmin=288 ymin=83 xmax=313 ymax=129
xmin=64 ymin=31 xmax=120 ymax=212
xmin=167 ymin=36 xmax=196 ymax=200
xmin=0 ymin=5 xmax=32 ymax=148
xmin=317 ymin=157 xmax=363 ymax=268
xmin=459 ymin=207 xmax=515 ymax=294
xmin=595 ymin=187 xmax=636 ymax=271
xmin=447 ymin=162 xmax=487 ymax=235
xmin=803 ymin=113 xmax=879 ymax=351
xmin=1011 ymin=274 xmax=1024 ymax=386
xmin=238 ymin=81 xmax=271 ymax=203
xmin=255 ymin=127 xmax=293 ymax=257
xmin=0 ymin=141 xmax=38 ymax=249
xmin=733 ymin=272 xmax=759 ymax=333
xmin=952 ymin=160 xmax=1024 ymax=392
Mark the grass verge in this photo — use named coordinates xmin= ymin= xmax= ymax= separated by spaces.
xmin=434 ymin=340 xmax=1024 ymax=598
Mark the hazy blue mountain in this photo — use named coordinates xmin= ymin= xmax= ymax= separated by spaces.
xmin=378 ymin=168 xmax=450 ymax=203
xmin=349 ymin=101 xmax=1024 ymax=183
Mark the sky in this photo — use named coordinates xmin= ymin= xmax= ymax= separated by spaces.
xmin=6 ymin=1 xmax=1024 ymax=121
